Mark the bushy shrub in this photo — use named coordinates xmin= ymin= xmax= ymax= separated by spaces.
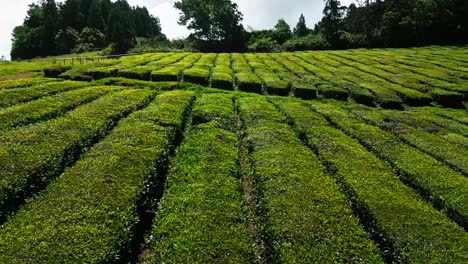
xmin=282 ymin=35 xmax=331 ymax=51
xmin=71 ymin=43 xmax=94 ymax=54
xmin=43 ymin=65 xmax=72 ymax=78
xmin=248 ymin=37 xmax=280 ymax=52
xmin=79 ymin=27 xmax=106 ymax=49
xmin=340 ymin=31 xmax=369 ymax=49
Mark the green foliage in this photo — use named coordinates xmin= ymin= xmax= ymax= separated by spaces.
xmin=211 ymin=55 xmax=233 ymax=90
xmin=313 ymin=102 xmax=468 ymax=230
xmin=107 ymin=1 xmax=136 ymax=54
xmin=0 ymin=78 xmax=56 ymax=90
xmin=55 ymin=27 xmax=80 ymax=54
xmin=0 ymin=90 xmax=194 ymax=263
xmin=0 ymin=85 xmax=123 ymax=130
xmin=43 ymin=65 xmax=72 ymax=78
xmin=239 ymin=97 xmax=382 ymax=263
xmin=353 ymin=109 xmax=468 ymax=176
xmin=95 ymin=77 xmax=179 ymax=91
xmin=192 ymin=93 xmax=236 ymax=130
xmin=174 ymin=0 xmax=246 ymax=51
xmin=0 ymin=89 xmax=155 ymax=221
xmin=51 ymin=47 xmax=468 ymax=105
xmin=272 ymin=19 xmax=292 ymax=44
xmin=0 ymin=81 xmax=88 ymax=108
xmin=183 ymin=68 xmax=210 ymax=86
xmin=276 ymin=98 xmax=468 ymax=263
xmin=293 ymin=14 xmax=309 ymax=37
xmin=79 ymin=27 xmax=106 ymax=50
xmin=282 ymin=35 xmax=331 ymax=51
xmin=235 ymin=72 xmax=263 ymax=94
xmin=145 ymin=94 xmax=254 ymax=263
xmin=11 ymin=0 xmax=165 ymax=60
xmin=248 ymin=37 xmax=280 ymax=52
xmin=431 ymin=88 xmax=464 ymax=107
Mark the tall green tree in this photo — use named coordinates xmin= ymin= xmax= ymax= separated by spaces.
xmin=294 ymin=14 xmax=309 ymax=37
xmin=322 ymin=0 xmax=346 ymax=48
xmin=174 ymin=0 xmax=245 ymax=50
xmin=40 ymin=0 xmax=59 ymax=56
xmin=273 ymin=19 xmax=292 ymax=44
xmin=61 ymin=0 xmax=86 ymax=31
xmin=87 ymin=0 xmax=105 ymax=32
xmin=107 ymin=0 xmax=136 ymax=54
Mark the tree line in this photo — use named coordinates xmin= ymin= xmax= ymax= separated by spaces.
xmin=11 ymin=0 xmax=164 ymax=60
xmin=11 ymin=0 xmax=468 ymax=60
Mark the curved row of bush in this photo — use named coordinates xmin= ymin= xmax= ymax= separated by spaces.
xmin=0 ymin=81 xmax=89 ymax=108
xmin=349 ymin=107 xmax=468 ymax=176
xmin=0 ymin=90 xmax=195 ymax=263
xmin=0 ymin=85 xmax=124 ymax=130
xmin=0 ymin=89 xmax=156 ymax=221
xmin=144 ymin=93 xmax=255 ymax=263
xmin=310 ymin=101 xmax=468 ymax=230
xmin=272 ymin=98 xmax=468 ymax=263
xmin=238 ymin=96 xmax=382 ymax=263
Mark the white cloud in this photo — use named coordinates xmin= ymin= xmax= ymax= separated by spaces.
xmin=0 ymin=0 xmax=355 ymax=60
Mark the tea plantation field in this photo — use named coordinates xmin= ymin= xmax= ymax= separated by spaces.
xmin=0 ymin=46 xmax=467 ymax=263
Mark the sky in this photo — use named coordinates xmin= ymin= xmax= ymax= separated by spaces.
xmin=0 ymin=0 xmax=354 ymax=60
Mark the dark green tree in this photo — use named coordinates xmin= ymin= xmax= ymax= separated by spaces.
xmin=294 ymin=14 xmax=309 ymax=37
xmin=107 ymin=0 xmax=136 ymax=54
xmin=174 ymin=0 xmax=244 ymax=50
xmin=132 ymin=6 xmax=159 ymax=38
xmin=61 ymin=0 xmax=86 ymax=31
xmin=24 ymin=3 xmax=43 ymax=28
xmin=11 ymin=26 xmax=41 ymax=60
xmin=40 ymin=0 xmax=59 ymax=56
xmin=322 ymin=0 xmax=346 ymax=48
xmin=55 ymin=27 xmax=80 ymax=54
xmin=87 ymin=0 xmax=106 ymax=32
xmin=273 ymin=19 xmax=292 ymax=44
xmin=80 ymin=27 xmax=106 ymax=48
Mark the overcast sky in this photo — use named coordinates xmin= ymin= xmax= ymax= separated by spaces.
xmin=0 ymin=0 xmax=354 ymax=60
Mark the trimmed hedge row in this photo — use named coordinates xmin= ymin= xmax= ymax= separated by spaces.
xmin=232 ymin=53 xmax=263 ymax=94
xmin=262 ymin=55 xmax=318 ymax=99
xmin=210 ymin=54 xmax=234 ymax=90
xmin=146 ymin=53 xmax=188 ymax=69
xmin=0 ymin=78 xmax=56 ymax=90
xmin=0 ymin=89 xmax=156 ymax=221
xmin=323 ymin=54 xmax=433 ymax=106
xmin=431 ymin=88 xmax=464 ymax=107
xmin=0 ymin=81 xmax=89 ymax=108
xmin=297 ymin=53 xmax=374 ymax=104
xmin=95 ymin=77 xmax=179 ymax=91
xmin=372 ymin=108 xmax=468 ymax=138
xmin=59 ymin=66 xmax=94 ymax=81
xmin=329 ymin=53 xmax=463 ymax=106
xmin=284 ymin=54 xmax=351 ymax=100
xmin=182 ymin=68 xmax=210 ymax=86
xmin=238 ymin=96 xmax=382 ymax=263
xmin=273 ymin=98 xmax=468 ymax=263
xmin=311 ymin=102 xmax=468 ymax=230
xmin=192 ymin=93 xmax=236 ymax=131
xmin=0 ymin=85 xmax=123 ymax=130
xmin=393 ymin=50 xmax=468 ymax=80
xmin=235 ymin=72 xmax=263 ymax=94
xmin=43 ymin=65 xmax=72 ymax=78
xmin=0 ymin=90 xmax=195 ymax=263
xmin=117 ymin=54 xmax=184 ymax=81
xmin=415 ymin=106 xmax=468 ymax=126
xmin=144 ymin=93 xmax=255 ymax=263
xmin=351 ymin=108 xmax=468 ymax=176
xmin=151 ymin=54 xmax=201 ymax=82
